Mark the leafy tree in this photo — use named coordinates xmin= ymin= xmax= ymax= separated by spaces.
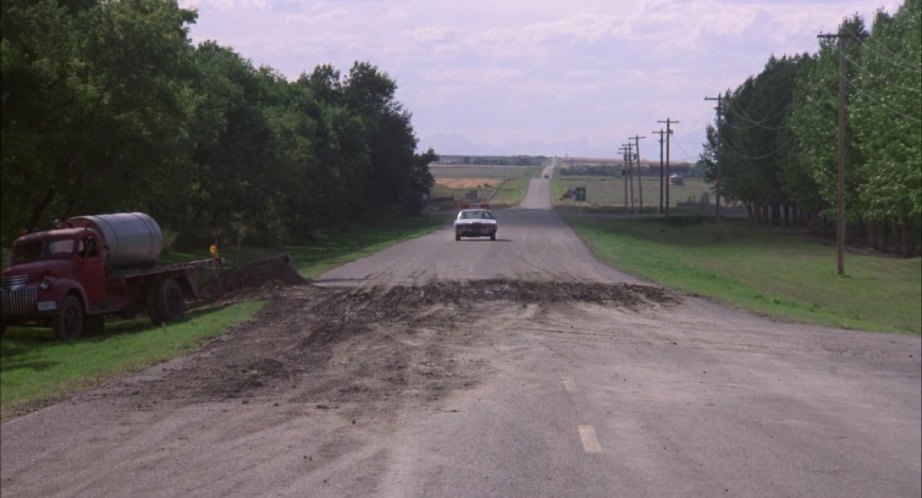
xmin=1 ymin=0 xmax=198 ymax=244
xmin=789 ymin=17 xmax=869 ymax=224
xmin=1 ymin=0 xmax=80 ymax=241
xmin=709 ymin=56 xmax=803 ymax=225
xmin=343 ymin=62 xmax=420 ymax=215
xmin=1 ymin=2 xmax=435 ymax=250
xmin=850 ymin=1 xmax=921 ymax=254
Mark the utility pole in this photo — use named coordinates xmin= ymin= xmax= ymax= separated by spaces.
xmin=618 ymin=145 xmax=629 ymax=209
xmin=818 ymin=29 xmax=863 ymax=276
xmin=630 ymin=135 xmax=646 ymax=211
xmin=652 ymin=128 xmax=665 ymax=214
xmin=705 ymin=94 xmax=724 ymax=228
xmin=625 ymin=142 xmax=635 ymax=211
xmin=657 ymin=118 xmax=678 ymax=219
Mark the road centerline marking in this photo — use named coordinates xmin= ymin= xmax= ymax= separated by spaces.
xmin=578 ymin=425 xmax=602 ymax=453
xmin=562 ymin=376 xmax=576 ymax=392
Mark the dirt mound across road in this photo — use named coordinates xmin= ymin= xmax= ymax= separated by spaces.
xmin=125 ymin=280 xmax=679 ymax=408
xmin=199 ymin=254 xmax=305 ymax=301
xmin=362 ymin=280 xmax=678 ymax=308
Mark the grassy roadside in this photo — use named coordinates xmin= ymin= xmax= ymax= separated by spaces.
xmin=0 ymin=301 xmax=264 ymax=418
xmin=490 ymin=177 xmax=530 ymax=207
xmin=168 ymin=214 xmax=453 ymax=279
xmin=1 ymin=215 xmax=451 ymax=418
xmin=565 ymin=215 xmax=921 ymax=334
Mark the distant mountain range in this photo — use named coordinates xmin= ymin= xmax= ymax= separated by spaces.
xmin=418 ymin=131 xmax=700 ymax=162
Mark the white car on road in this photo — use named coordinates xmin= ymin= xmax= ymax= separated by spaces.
xmin=454 ymin=209 xmax=497 ymax=241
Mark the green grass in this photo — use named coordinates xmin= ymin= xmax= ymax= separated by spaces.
xmin=552 ymin=175 xmax=712 ymax=209
xmin=0 ymin=300 xmax=264 ymax=418
xmin=566 ymin=215 xmax=922 ymax=334
xmin=165 ymin=214 xmax=452 ymax=279
xmin=490 ymin=177 xmax=530 ymax=207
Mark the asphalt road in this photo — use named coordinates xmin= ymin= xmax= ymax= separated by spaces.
xmin=313 ymin=162 xmax=921 ymax=497
xmin=371 ymin=298 xmax=921 ymax=497
xmin=317 ymin=164 xmax=642 ymax=287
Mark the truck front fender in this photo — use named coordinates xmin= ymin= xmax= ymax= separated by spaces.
xmin=40 ymin=278 xmax=89 ymax=314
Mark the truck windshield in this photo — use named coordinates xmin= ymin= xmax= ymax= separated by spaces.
xmin=12 ymin=239 xmax=75 ymax=263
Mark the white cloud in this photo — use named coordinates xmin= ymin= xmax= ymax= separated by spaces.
xmin=424 ymin=67 xmax=523 ymax=83
xmin=183 ymin=0 xmax=269 ymax=10
xmin=179 ymin=0 xmax=906 ymax=158
xmin=406 ymin=25 xmax=460 ymax=44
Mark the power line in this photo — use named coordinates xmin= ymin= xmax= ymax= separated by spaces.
xmin=838 ymin=24 xmax=922 ymax=75
xmin=716 ymin=131 xmax=796 ymax=160
xmin=724 ymin=84 xmax=792 ymax=120
xmin=705 ymin=94 xmax=724 ymax=225
xmin=618 ymin=143 xmax=633 ymax=210
xmin=818 ymin=30 xmax=861 ymax=276
xmin=841 ymin=50 xmax=922 ymax=95
xmin=723 ymin=99 xmax=793 ymax=129
xmin=656 ymin=118 xmax=678 ymax=219
xmin=630 ymin=135 xmax=646 ymax=211
xmin=843 ymin=74 xmax=922 ymax=124
xmin=720 ymin=114 xmax=790 ymax=132
xmin=652 ymin=128 xmax=666 ymax=214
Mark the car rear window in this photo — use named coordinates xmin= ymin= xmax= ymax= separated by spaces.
xmin=461 ymin=210 xmax=493 ymax=219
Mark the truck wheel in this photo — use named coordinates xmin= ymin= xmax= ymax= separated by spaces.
xmin=146 ymin=284 xmax=165 ymax=326
xmin=54 ymin=296 xmax=84 ymax=340
xmin=455 ymin=233 xmax=461 ymax=241
xmin=490 ymin=233 xmax=496 ymax=241
xmin=157 ymin=279 xmax=186 ymax=324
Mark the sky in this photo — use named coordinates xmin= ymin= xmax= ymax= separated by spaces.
xmin=177 ymin=0 xmax=901 ymax=161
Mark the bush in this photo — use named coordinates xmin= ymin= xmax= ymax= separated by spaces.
xmin=161 ymin=228 xmax=178 ymax=254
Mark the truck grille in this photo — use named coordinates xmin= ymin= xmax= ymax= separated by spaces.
xmin=2 ymin=275 xmax=28 ymax=289
xmin=1 ymin=275 xmax=37 ymax=318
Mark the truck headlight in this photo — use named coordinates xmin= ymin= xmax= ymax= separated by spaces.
xmin=39 ymin=277 xmax=52 ymax=290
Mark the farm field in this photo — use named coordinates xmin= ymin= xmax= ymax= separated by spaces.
xmin=429 ymin=164 xmax=543 ymax=178
xmin=553 ymin=175 xmax=714 ymax=210
xmin=430 ymin=164 xmax=541 ymax=208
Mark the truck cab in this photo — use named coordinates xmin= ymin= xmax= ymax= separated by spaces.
xmin=2 ymin=227 xmax=109 ymax=339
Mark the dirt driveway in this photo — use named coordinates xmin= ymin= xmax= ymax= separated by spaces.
xmin=2 ymin=169 xmax=919 ymax=497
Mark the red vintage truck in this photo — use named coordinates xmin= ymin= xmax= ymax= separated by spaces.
xmin=1 ymin=212 xmax=209 ymax=339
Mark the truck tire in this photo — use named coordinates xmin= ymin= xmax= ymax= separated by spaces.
xmin=156 ymin=278 xmax=186 ymax=324
xmin=54 ymin=296 xmax=84 ymax=340
xmin=146 ymin=283 xmax=166 ymax=326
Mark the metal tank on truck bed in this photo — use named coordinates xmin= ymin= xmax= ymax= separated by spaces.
xmin=1 ymin=212 xmax=211 ymax=340
xmin=67 ymin=212 xmax=163 ymax=269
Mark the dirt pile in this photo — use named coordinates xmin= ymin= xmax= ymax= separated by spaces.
xmin=129 ymin=280 xmax=679 ymax=408
xmin=199 ymin=254 xmax=305 ymax=301
xmin=358 ymin=280 xmax=679 ymax=308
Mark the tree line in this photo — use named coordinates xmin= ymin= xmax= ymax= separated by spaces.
xmin=1 ymin=0 xmax=436 ymax=249
xmin=699 ymin=0 xmax=920 ymax=256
